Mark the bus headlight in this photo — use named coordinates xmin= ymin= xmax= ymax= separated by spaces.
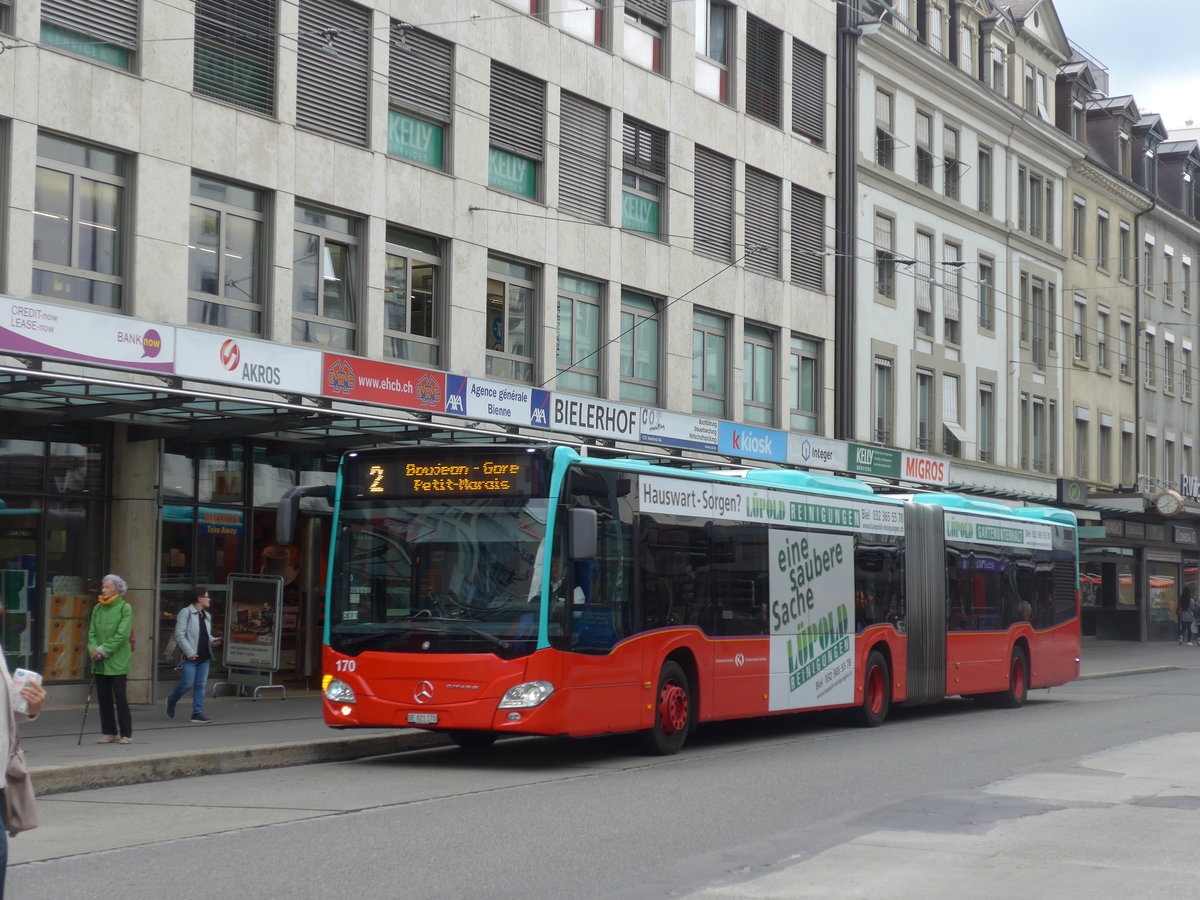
xmin=498 ymin=681 xmax=555 ymax=709
xmin=324 ymin=678 xmax=357 ymax=704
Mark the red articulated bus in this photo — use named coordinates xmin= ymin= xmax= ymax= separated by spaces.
xmin=279 ymin=443 xmax=1080 ymax=754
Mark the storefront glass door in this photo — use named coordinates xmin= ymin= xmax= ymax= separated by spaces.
xmin=1148 ymin=561 xmax=1180 ymax=642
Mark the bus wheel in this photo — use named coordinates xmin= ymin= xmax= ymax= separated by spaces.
xmin=641 ymin=661 xmax=692 ymax=755
xmin=450 ymin=730 xmax=497 ymax=751
xmin=856 ymin=650 xmax=891 ymax=728
xmin=996 ymin=647 xmax=1029 ymax=709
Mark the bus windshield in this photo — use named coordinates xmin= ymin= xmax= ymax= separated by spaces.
xmin=328 ymin=496 xmax=551 ymax=659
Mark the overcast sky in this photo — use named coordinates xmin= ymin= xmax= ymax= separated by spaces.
xmin=1053 ymin=0 xmax=1200 ymax=132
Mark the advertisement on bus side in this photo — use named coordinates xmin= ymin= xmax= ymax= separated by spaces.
xmin=638 ymin=475 xmax=905 ymax=537
xmin=768 ymin=529 xmax=856 ymax=711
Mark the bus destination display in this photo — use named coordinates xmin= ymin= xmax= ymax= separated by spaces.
xmin=347 ymin=450 xmax=540 ymax=498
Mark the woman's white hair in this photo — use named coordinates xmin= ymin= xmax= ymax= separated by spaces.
xmin=102 ymin=573 xmax=128 ymax=594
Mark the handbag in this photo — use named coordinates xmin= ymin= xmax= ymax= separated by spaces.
xmin=162 ymin=607 xmax=191 ymax=667
xmin=5 ymin=741 xmax=39 ymax=836
xmin=162 ymin=633 xmax=182 ymax=667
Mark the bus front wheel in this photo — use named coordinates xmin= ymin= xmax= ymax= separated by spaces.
xmin=641 ymin=661 xmax=692 ymax=755
xmin=856 ymin=650 xmax=891 ymax=728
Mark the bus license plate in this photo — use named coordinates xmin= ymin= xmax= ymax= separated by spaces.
xmin=407 ymin=712 xmax=438 ymax=725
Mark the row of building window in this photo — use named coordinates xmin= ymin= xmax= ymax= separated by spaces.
xmin=871 ymin=350 xmax=1193 ymax=484
xmin=871 ymin=361 xmax=975 ymax=460
xmin=884 ymin=0 xmax=1053 ymax=123
xmin=42 ymin=1 xmax=826 ymax=165
xmin=31 ymin=129 xmax=824 ymax=429
xmin=1072 ymin=199 xmax=1196 ymax=299
xmin=1073 ymin=417 xmax=1191 ymax=492
xmin=499 ymin=0 xmax=826 ymax=141
xmin=874 ymin=90 xmax=1060 ymax=245
xmin=33 ymin=10 xmax=831 ymax=309
xmin=870 ymin=212 xmax=1198 ymax=389
xmin=872 ymin=356 xmax=1179 ymax=487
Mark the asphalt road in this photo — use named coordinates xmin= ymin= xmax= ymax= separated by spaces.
xmin=11 ymin=669 xmax=1199 ymax=899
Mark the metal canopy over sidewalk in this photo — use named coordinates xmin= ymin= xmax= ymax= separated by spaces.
xmin=0 ymin=364 xmax=533 ymax=450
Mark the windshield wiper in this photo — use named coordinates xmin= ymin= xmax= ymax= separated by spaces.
xmin=402 ymin=615 xmax=512 ymax=650
xmin=333 ymin=625 xmax=411 ymax=648
xmin=333 ymin=616 xmax=512 ymax=651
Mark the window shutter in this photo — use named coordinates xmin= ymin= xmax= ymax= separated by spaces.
xmin=623 ymin=118 xmax=665 ymax=177
xmin=625 ymin=0 xmax=668 ymax=25
xmin=694 ymin=147 xmax=734 ymax=262
xmin=791 ymin=185 xmax=824 ymax=290
xmin=874 ymin=213 xmax=892 ymax=249
xmin=746 ymin=15 xmax=781 ymax=126
xmin=943 ymin=375 xmax=960 ymax=425
xmin=875 ymin=89 xmax=891 ymax=126
xmin=559 ymin=92 xmax=609 ymax=224
xmin=943 ymin=126 xmax=959 ymax=160
xmin=929 ymin=6 xmax=943 ymax=52
xmin=791 ymin=39 xmax=825 ymax=143
xmin=915 ymin=233 xmax=933 ymax=312
xmin=491 ymin=62 xmax=545 ymax=161
xmin=745 ymin=167 xmax=781 ymax=277
xmin=944 ymin=246 xmax=961 ymax=321
xmin=296 ymin=0 xmax=370 ymax=146
xmin=194 ymin=0 xmax=277 ymax=115
xmin=42 ymin=0 xmax=138 ymax=50
xmin=389 ymin=27 xmax=453 ymax=123
xmin=944 ymin=282 xmax=960 ymax=320
xmin=916 ymin=114 xmax=931 ymax=148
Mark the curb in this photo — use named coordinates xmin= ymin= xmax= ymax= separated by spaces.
xmin=31 ymin=731 xmax=448 ymax=796
xmin=1078 ymin=666 xmax=1182 ymax=680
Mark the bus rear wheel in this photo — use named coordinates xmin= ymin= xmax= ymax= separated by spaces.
xmin=856 ymin=650 xmax=891 ymax=727
xmin=996 ymin=646 xmax=1029 ymax=709
xmin=641 ymin=661 xmax=692 ymax=755
xmin=450 ymin=730 xmax=497 ymax=751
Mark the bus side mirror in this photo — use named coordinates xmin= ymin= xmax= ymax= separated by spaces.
xmin=569 ymin=508 xmax=598 ymax=560
xmin=277 ymin=484 xmax=334 ymax=544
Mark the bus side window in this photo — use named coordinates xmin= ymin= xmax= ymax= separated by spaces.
xmin=855 ymin=537 xmax=903 ymax=631
xmin=563 ymin=468 xmax=635 ymax=653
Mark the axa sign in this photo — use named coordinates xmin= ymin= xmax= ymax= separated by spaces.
xmin=718 ymin=422 xmax=786 ymax=462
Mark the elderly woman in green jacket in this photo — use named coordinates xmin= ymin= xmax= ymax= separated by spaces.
xmin=88 ymin=574 xmax=133 ymax=744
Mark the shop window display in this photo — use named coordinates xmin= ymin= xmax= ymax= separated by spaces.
xmin=1148 ymin=561 xmax=1179 ymax=627
xmin=1 ymin=435 xmax=106 ymax=682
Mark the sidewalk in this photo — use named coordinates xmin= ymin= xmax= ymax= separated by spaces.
xmin=23 ymin=638 xmax=1200 ymax=796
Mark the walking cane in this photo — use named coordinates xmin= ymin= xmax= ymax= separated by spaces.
xmin=77 ymin=671 xmax=96 ymax=746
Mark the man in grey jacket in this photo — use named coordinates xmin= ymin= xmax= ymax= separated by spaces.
xmin=166 ymin=590 xmax=223 ymax=723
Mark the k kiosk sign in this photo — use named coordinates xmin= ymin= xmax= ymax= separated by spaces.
xmin=718 ymin=422 xmax=787 ymax=463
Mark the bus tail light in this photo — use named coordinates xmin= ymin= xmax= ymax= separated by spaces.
xmin=498 ymin=681 xmax=555 ymax=709
xmin=324 ymin=678 xmax=357 ymax=704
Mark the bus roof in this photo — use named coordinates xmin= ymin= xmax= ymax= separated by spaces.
xmin=558 ymin=447 xmax=897 ymax=504
xmin=908 ymin=491 xmax=1078 ymax=527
